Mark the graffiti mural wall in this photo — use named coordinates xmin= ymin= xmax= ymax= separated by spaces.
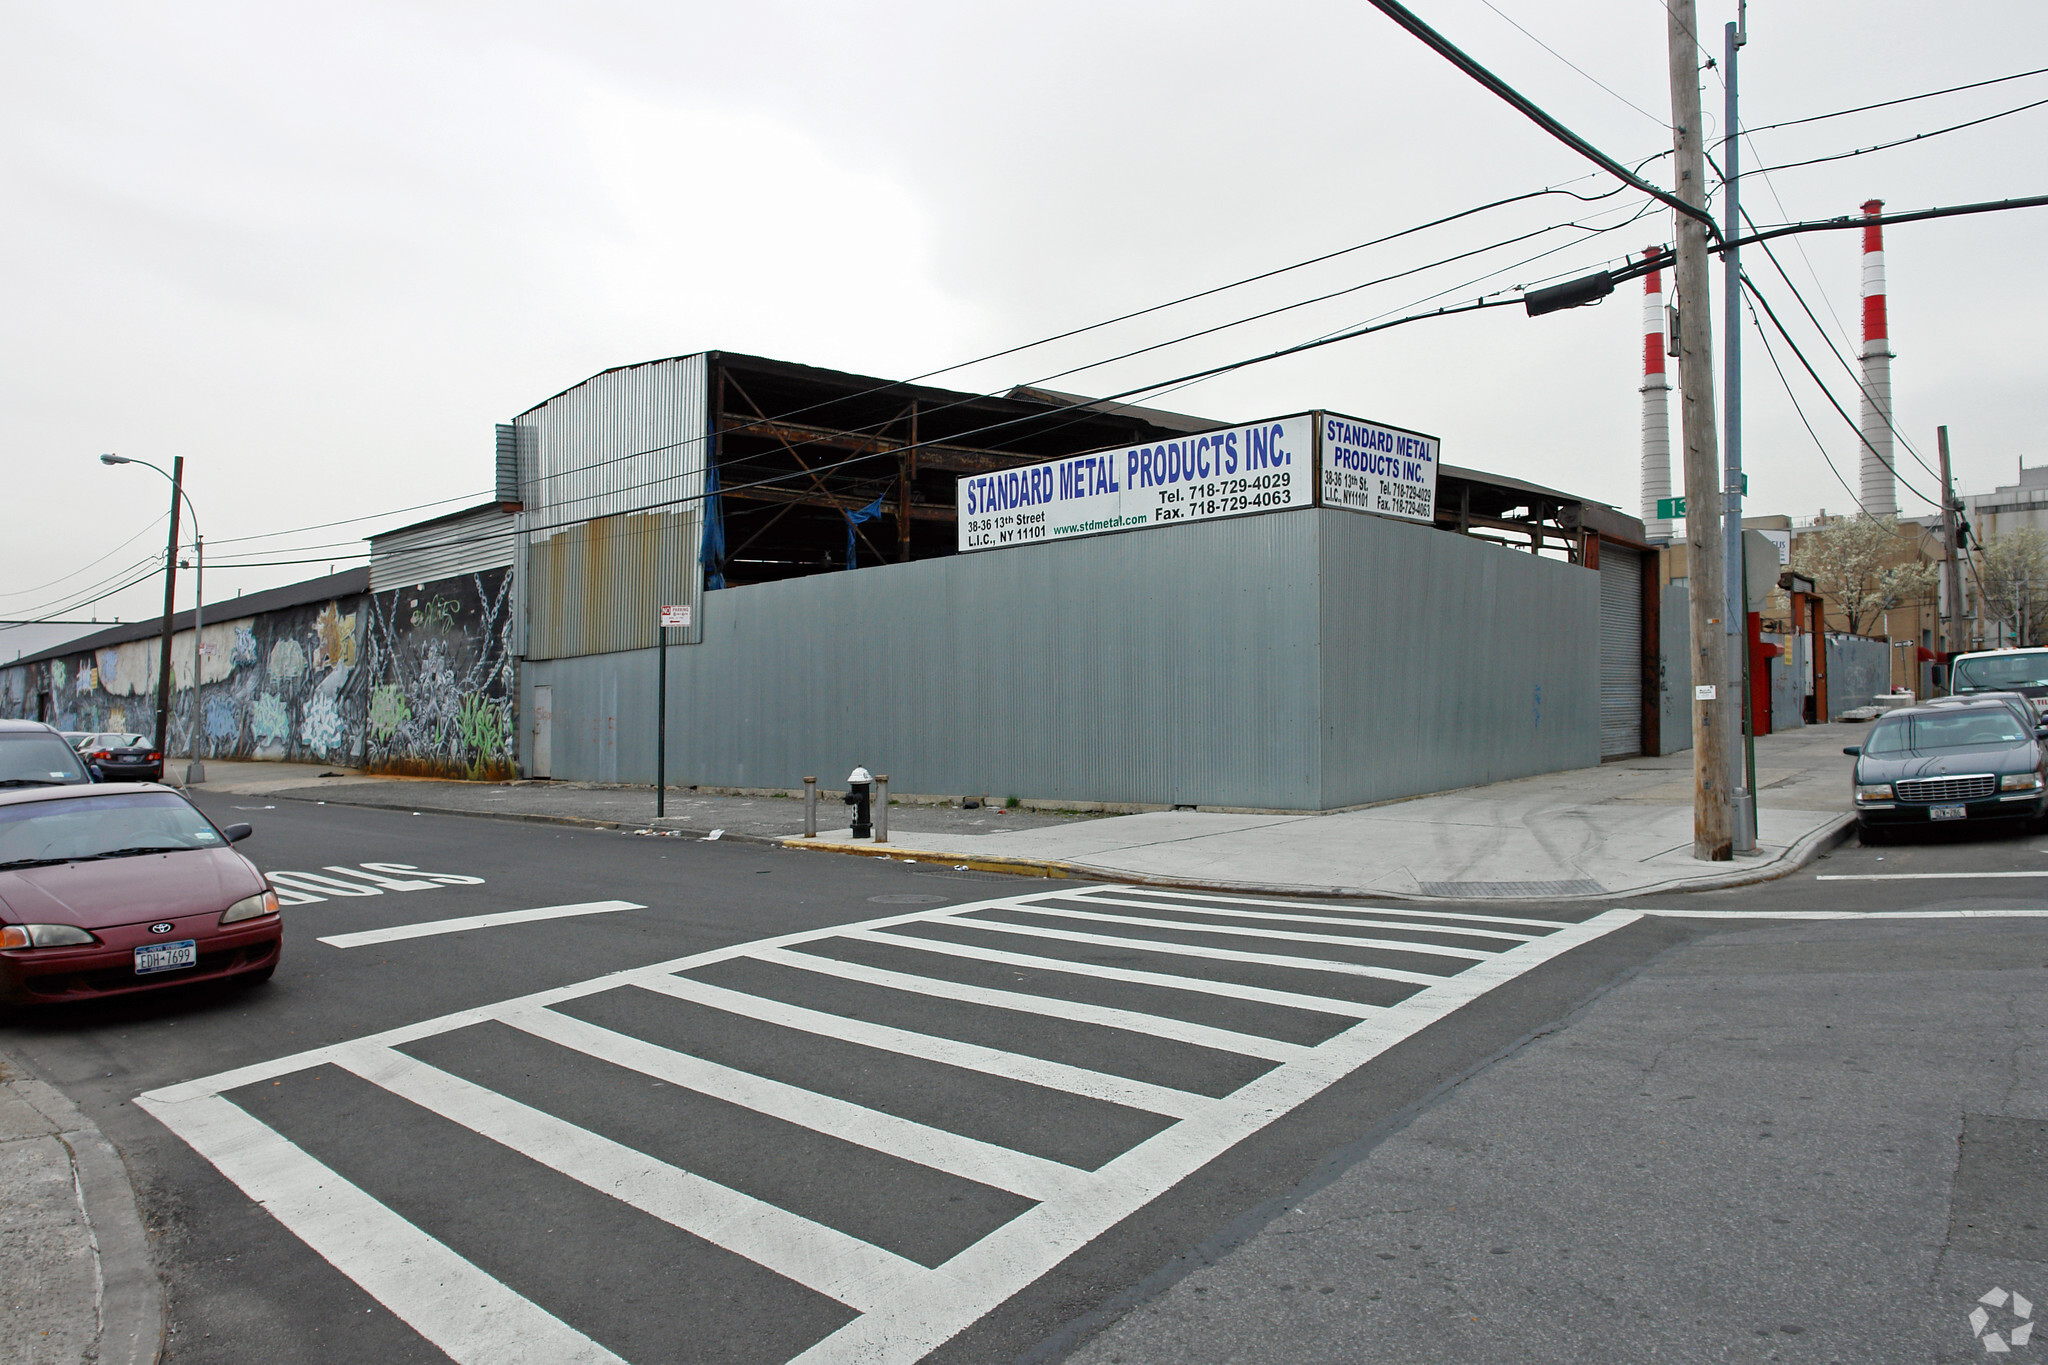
xmin=0 ymin=568 xmax=518 ymax=781
xmin=0 ymin=593 xmax=369 ymax=764
xmin=360 ymin=569 xmax=517 ymax=779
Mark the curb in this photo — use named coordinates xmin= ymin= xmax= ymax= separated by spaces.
xmin=779 ymin=812 xmax=1862 ymax=903
xmin=2 ymin=1055 xmax=163 ymax=1365
xmin=256 ymin=790 xmax=788 ymax=848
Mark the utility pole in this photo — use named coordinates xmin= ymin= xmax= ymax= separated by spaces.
xmin=1667 ymin=0 xmax=1733 ymax=860
xmin=152 ymin=456 xmax=185 ymax=758
xmin=1721 ymin=9 xmax=1754 ymax=853
xmin=1937 ymin=425 xmax=1966 ymax=667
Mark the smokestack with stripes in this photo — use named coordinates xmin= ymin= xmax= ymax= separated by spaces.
xmin=1640 ymin=245 xmax=1674 ymax=539
xmin=1858 ymin=199 xmax=1898 ymax=516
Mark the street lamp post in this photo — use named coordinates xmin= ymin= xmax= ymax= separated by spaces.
xmin=100 ymin=455 xmax=205 ymax=784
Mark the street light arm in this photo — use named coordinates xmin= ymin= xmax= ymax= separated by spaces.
xmin=100 ymin=455 xmax=201 ymax=540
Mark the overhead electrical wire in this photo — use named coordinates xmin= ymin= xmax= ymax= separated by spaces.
xmin=1741 ymin=291 xmax=1870 ymax=515
xmin=0 ymin=512 xmax=167 ymax=600
xmin=1365 ymin=0 xmax=1719 ymax=237
xmin=1739 ymin=272 xmax=1941 ymax=510
xmin=1475 ymin=0 xmax=1668 ymax=127
xmin=1743 ymin=95 xmax=2048 ymax=177
xmin=1739 ymin=64 xmax=2048 ymax=137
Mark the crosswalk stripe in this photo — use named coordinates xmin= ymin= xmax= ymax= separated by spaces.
xmin=1082 ymin=886 xmax=1574 ymax=931
xmin=919 ymin=918 xmax=1456 ymax=987
xmin=1067 ymin=893 xmax=1539 ymax=942
xmin=750 ymin=947 xmax=1311 ymax=1063
xmin=318 ymin=900 xmax=644 ymax=949
xmin=334 ymin=1046 xmax=922 ymax=1313
xmin=500 ymin=1005 xmax=1089 ymax=1201
xmin=835 ymin=928 xmax=1382 ymax=1018
xmin=784 ymin=907 xmax=1643 ymax=1365
xmin=134 ymin=1092 xmax=626 ymax=1365
xmin=995 ymin=903 xmax=1498 ymax=961
xmin=635 ymin=975 xmax=1209 ymax=1119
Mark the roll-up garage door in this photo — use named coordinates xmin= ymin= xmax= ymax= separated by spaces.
xmin=1599 ymin=550 xmax=1644 ymax=758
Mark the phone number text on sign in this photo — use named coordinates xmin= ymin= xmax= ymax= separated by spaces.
xmin=1318 ymin=413 xmax=1438 ymax=525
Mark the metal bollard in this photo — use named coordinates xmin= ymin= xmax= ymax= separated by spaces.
xmin=875 ymin=775 xmax=889 ymax=844
xmin=803 ymin=776 xmax=817 ymax=838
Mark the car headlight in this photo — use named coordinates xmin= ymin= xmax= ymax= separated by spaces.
xmin=1855 ymin=783 xmax=1894 ymax=801
xmin=221 ymin=889 xmax=280 ymax=925
xmin=2001 ymin=773 xmax=2044 ymax=792
xmin=0 ymin=924 xmax=97 ymax=948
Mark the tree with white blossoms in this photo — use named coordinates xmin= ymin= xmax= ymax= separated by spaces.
xmin=1971 ymin=527 xmax=2048 ymax=647
xmin=1790 ymin=513 xmax=1937 ymax=636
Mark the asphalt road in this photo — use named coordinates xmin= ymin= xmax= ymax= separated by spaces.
xmin=4 ymin=796 xmax=2045 ymax=1364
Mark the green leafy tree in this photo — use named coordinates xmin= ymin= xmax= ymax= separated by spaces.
xmin=1791 ymin=513 xmax=1936 ymax=636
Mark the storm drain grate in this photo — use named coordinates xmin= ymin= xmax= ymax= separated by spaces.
xmin=1415 ymin=878 xmax=1606 ymax=899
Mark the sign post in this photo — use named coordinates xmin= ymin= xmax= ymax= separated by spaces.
xmin=656 ymin=604 xmax=691 ymax=817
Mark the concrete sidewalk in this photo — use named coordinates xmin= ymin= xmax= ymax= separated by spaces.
xmin=177 ymin=725 xmax=1859 ymax=901
xmin=0 ymin=1052 xmax=162 ymax=1365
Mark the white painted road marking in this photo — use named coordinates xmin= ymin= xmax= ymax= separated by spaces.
xmin=1815 ymin=870 xmax=2048 ymax=881
xmin=318 ymin=900 xmax=644 ymax=949
xmin=139 ymin=886 xmax=1606 ymax=1365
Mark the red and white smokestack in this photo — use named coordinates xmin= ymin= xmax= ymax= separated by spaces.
xmin=1858 ymin=199 xmax=1897 ymax=516
xmin=1640 ymin=245 xmax=1674 ymax=538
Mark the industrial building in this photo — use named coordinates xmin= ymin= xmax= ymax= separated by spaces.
xmin=502 ymin=352 xmax=1665 ymax=808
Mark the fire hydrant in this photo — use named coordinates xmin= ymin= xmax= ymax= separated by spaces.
xmin=843 ymin=766 xmax=873 ymax=840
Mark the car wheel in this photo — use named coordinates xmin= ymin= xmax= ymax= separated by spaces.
xmin=235 ymin=964 xmax=276 ymax=988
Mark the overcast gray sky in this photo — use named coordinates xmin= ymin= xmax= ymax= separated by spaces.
xmin=5 ymin=0 xmax=2044 ymax=629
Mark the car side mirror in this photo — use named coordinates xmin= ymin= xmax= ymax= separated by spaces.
xmin=221 ymin=822 xmax=253 ymax=844
xmin=1842 ymin=746 xmax=1862 ymax=756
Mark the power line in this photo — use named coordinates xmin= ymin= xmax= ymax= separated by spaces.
xmin=0 ymin=511 xmax=167 ymax=599
xmin=1740 ymin=64 xmax=2048 ymax=137
xmin=1367 ymin=0 xmax=1720 ymax=237
xmin=1476 ymin=0 xmax=1667 ymax=127
xmin=1740 ymin=291 xmax=1869 ymax=515
xmin=1745 ymin=95 xmax=2048 ymax=177
xmin=1740 ymin=272 xmax=1941 ymax=510
xmin=204 ymin=490 xmax=496 ymax=547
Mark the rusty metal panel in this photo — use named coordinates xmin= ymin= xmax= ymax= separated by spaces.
xmin=517 ymin=355 xmax=709 ymax=659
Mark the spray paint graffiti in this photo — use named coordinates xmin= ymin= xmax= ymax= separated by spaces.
xmin=360 ymin=569 xmax=517 ymax=779
xmin=2 ymin=567 xmax=516 ymax=780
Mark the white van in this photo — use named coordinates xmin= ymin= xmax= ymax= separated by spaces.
xmin=1949 ymin=647 xmax=2048 ymax=718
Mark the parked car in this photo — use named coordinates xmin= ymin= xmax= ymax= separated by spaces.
xmin=1921 ymin=690 xmax=2039 ymax=735
xmin=79 ymin=733 xmax=162 ymax=783
xmin=1845 ymin=699 xmax=2048 ymax=839
xmin=0 ymin=720 xmax=96 ymax=788
xmin=0 ymin=783 xmax=280 ymax=1007
xmin=1949 ymin=646 xmax=2048 ymax=719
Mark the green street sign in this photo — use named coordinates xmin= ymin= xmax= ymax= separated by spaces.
xmin=1656 ymin=478 xmax=1747 ymax=522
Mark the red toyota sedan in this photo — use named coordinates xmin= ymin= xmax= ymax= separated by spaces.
xmin=0 ymin=782 xmax=281 ymax=1008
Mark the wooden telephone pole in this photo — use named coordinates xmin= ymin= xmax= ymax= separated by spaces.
xmin=1666 ymin=0 xmax=1733 ymax=860
xmin=1938 ymin=425 xmax=1967 ymax=655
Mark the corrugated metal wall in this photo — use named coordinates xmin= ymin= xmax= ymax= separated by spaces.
xmin=369 ymin=507 xmax=516 ymax=592
xmin=1317 ymin=513 xmax=1601 ymax=807
xmin=1597 ymin=549 xmax=1645 ymax=758
xmin=521 ymin=508 xmax=1605 ymax=810
xmin=517 ymin=355 xmax=709 ymax=658
xmin=1659 ymin=583 xmax=1693 ymax=754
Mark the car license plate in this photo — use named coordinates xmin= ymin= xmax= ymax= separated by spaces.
xmin=134 ymin=940 xmax=197 ymax=974
xmin=1930 ymin=805 xmax=1967 ymax=821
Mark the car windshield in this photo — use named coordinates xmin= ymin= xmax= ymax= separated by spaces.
xmin=1864 ymin=711 xmax=2030 ymax=754
xmin=0 ymin=733 xmax=91 ymax=787
xmin=1953 ymin=653 xmax=2048 ymax=691
xmin=91 ymin=735 xmax=148 ymax=750
xmin=0 ymin=792 xmax=225 ymax=868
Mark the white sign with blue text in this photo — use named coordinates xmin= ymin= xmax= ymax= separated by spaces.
xmin=1316 ymin=411 xmax=1438 ymax=524
xmin=955 ymin=415 xmax=1315 ymax=552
